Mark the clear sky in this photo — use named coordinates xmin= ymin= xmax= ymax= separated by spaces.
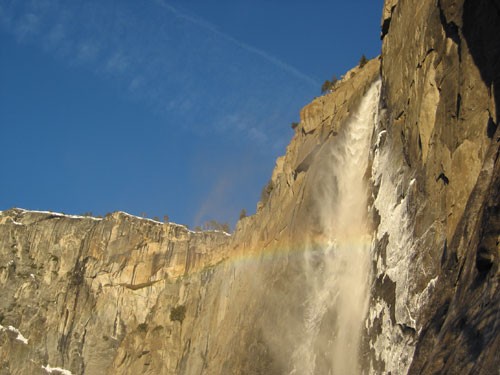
xmin=0 ymin=0 xmax=382 ymax=229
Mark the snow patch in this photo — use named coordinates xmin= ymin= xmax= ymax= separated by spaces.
xmin=405 ymin=305 xmax=416 ymax=328
xmin=375 ymin=130 xmax=387 ymax=147
xmin=10 ymin=219 xmax=24 ymax=226
xmin=115 ymin=211 xmax=165 ymax=225
xmin=12 ymin=208 xmax=102 ymax=221
xmin=42 ymin=364 xmax=73 ymax=375
xmin=115 ymin=211 xmax=232 ymax=236
xmin=369 ymin=125 xmax=417 ymax=374
xmin=203 ymin=229 xmax=232 ymax=237
xmin=0 ymin=324 xmax=29 ymax=344
xmin=6 ymin=208 xmax=232 ymax=236
xmin=427 ymin=275 xmax=438 ymax=290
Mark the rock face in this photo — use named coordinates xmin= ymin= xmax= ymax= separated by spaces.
xmin=0 ymin=0 xmax=498 ymax=373
xmin=370 ymin=0 xmax=499 ymax=373
xmin=0 ymin=210 xmax=229 ymax=374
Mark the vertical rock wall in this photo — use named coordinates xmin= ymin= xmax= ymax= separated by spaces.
xmin=366 ymin=0 xmax=499 ymax=373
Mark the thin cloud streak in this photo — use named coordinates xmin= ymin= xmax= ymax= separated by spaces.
xmin=154 ymin=0 xmax=319 ymax=87
xmin=0 ymin=0 xmax=314 ymax=151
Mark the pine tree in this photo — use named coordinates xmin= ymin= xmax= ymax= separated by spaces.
xmin=359 ymin=54 xmax=368 ymax=68
xmin=321 ymin=80 xmax=332 ymax=94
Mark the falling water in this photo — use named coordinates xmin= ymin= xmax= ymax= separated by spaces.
xmin=290 ymin=80 xmax=381 ymax=375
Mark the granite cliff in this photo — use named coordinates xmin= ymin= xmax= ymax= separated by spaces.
xmin=0 ymin=0 xmax=498 ymax=374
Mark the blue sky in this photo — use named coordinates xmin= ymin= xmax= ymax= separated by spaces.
xmin=0 ymin=0 xmax=382 ymax=228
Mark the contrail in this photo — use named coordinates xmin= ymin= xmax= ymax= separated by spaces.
xmin=153 ymin=0 xmax=319 ymax=87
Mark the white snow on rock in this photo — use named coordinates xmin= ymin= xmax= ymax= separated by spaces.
xmin=115 ymin=211 xmax=166 ymax=225
xmin=115 ymin=211 xmax=233 ymax=235
xmin=3 ymin=208 xmax=234 ymax=236
xmin=10 ymin=208 xmax=102 ymax=221
xmin=42 ymin=364 xmax=73 ymax=375
xmin=0 ymin=324 xmax=29 ymax=344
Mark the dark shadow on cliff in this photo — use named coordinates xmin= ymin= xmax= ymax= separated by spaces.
xmin=408 ymin=122 xmax=500 ymax=374
xmin=463 ymin=0 xmax=500 ymax=136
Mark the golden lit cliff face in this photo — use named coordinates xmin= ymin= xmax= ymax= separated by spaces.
xmin=230 ymin=58 xmax=381 ymax=254
xmin=375 ymin=0 xmax=499 ymax=373
xmin=380 ymin=0 xmax=495 ymax=244
xmin=0 ymin=209 xmax=231 ymax=375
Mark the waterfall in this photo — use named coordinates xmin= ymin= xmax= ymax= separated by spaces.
xmin=290 ymin=80 xmax=381 ymax=375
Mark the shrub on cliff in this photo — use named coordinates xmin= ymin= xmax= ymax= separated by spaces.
xmin=203 ymin=220 xmax=230 ymax=233
xmin=260 ymin=180 xmax=274 ymax=206
xmin=321 ymin=80 xmax=331 ymax=94
xmin=320 ymin=75 xmax=338 ymax=94
xmin=170 ymin=305 xmax=186 ymax=324
xmin=359 ymin=54 xmax=368 ymax=68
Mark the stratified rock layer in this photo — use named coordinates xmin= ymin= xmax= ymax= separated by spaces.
xmin=0 ymin=210 xmax=229 ymax=374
